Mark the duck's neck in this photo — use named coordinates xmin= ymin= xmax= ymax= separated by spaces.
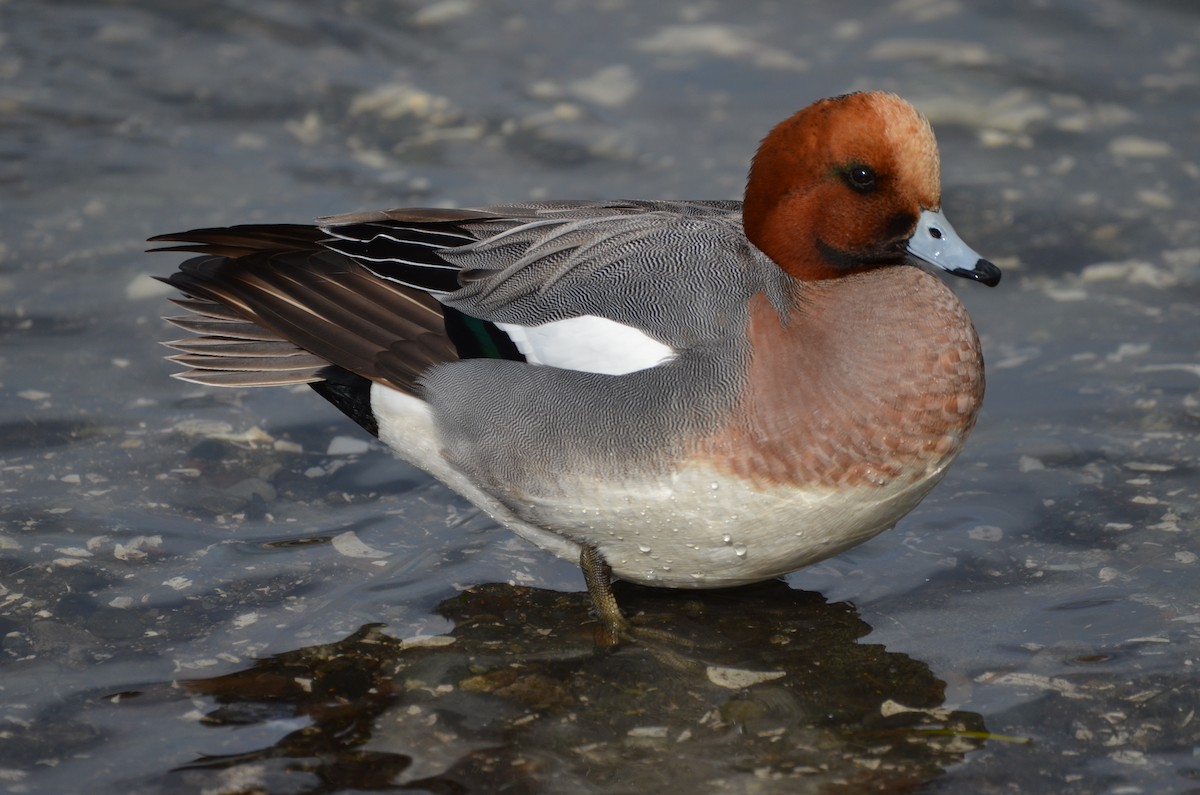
xmin=701 ymin=267 xmax=984 ymax=490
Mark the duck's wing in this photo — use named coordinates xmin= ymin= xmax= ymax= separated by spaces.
xmin=153 ymin=200 xmax=751 ymax=392
xmin=320 ymin=200 xmax=751 ymax=375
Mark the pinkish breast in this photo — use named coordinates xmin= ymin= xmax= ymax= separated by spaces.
xmin=694 ymin=266 xmax=985 ymax=491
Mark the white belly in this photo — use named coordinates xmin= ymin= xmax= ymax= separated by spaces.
xmin=371 ymin=384 xmax=951 ymax=589
xmin=518 ymin=465 xmax=947 ymax=587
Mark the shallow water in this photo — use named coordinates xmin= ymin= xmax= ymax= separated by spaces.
xmin=2 ymin=1 xmax=1199 ymax=792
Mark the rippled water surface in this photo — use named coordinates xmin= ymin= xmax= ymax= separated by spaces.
xmin=2 ymin=1 xmax=1199 ymax=792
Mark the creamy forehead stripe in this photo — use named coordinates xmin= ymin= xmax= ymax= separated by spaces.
xmin=874 ymin=94 xmax=940 ymax=203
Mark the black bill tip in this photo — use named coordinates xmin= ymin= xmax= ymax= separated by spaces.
xmin=951 ymin=258 xmax=1002 ymax=287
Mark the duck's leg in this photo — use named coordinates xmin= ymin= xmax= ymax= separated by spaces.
xmin=580 ymin=545 xmax=712 ymax=660
xmin=580 ymin=544 xmax=630 ymax=642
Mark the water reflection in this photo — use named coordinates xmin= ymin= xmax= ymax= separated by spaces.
xmin=136 ymin=582 xmax=988 ymax=793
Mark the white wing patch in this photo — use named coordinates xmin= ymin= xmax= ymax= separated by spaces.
xmin=496 ymin=315 xmax=677 ymax=376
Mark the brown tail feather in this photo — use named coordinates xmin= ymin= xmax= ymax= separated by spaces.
xmin=149 ymin=224 xmax=329 ymax=257
xmin=156 ymin=227 xmax=458 ymax=394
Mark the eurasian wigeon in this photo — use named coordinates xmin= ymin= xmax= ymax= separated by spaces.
xmin=154 ymin=91 xmax=999 ymax=636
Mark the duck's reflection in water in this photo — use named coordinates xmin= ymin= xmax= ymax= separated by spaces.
xmin=161 ymin=581 xmax=987 ymax=794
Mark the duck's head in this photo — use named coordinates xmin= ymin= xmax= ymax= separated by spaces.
xmin=743 ymin=91 xmax=1000 ymax=287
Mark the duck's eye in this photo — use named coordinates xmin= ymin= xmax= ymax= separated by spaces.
xmin=843 ymin=164 xmax=877 ymax=194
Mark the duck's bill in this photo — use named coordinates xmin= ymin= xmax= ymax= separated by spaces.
xmin=906 ymin=208 xmax=1001 ymax=287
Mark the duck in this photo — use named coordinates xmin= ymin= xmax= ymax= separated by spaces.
xmin=153 ymin=91 xmax=999 ymax=638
